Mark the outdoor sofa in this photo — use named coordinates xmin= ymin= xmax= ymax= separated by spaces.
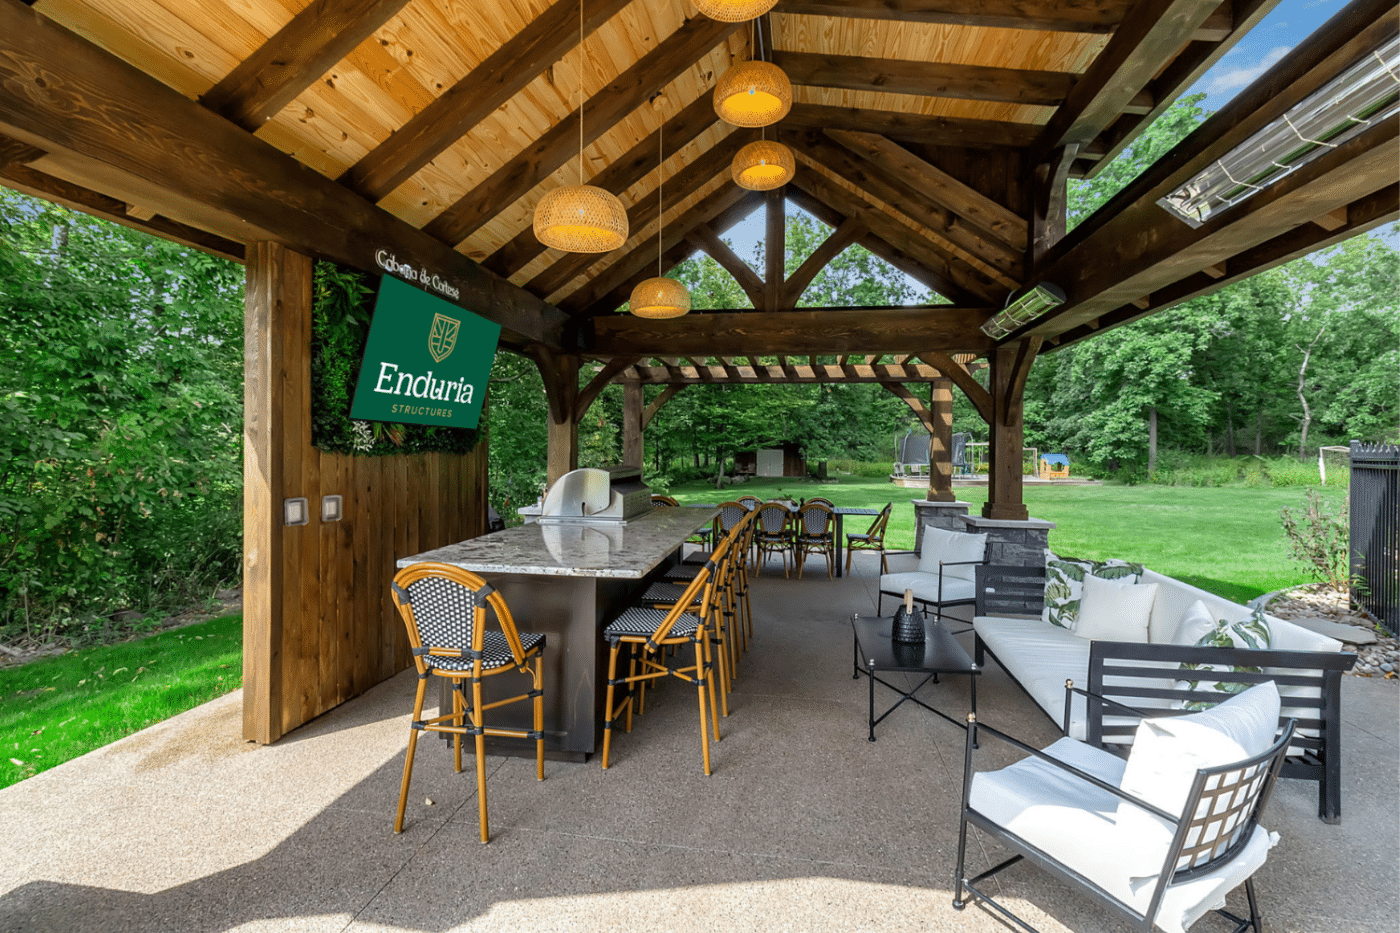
xmin=972 ymin=561 xmax=1357 ymax=822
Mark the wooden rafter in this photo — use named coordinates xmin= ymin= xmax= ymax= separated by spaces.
xmin=575 ymin=356 xmax=640 ymax=420
xmin=339 ymin=0 xmax=631 ymax=202
xmin=764 ymin=189 xmax=786 ymax=311
xmin=790 ymin=129 xmax=1022 ymax=282
xmin=592 ymin=307 xmax=992 ymax=356
xmin=776 ymin=52 xmax=1085 ymax=108
xmin=917 ymin=352 xmax=992 ymax=423
xmin=774 ymin=0 xmax=1232 ymax=36
xmin=529 ymin=131 xmax=752 ymax=298
xmin=643 ymin=384 xmax=686 ymax=428
xmin=484 ymin=94 xmax=722 ymax=279
xmin=687 ymin=224 xmax=765 ymax=308
xmin=423 ymin=15 xmax=744 ymax=247
xmin=0 ymin=3 xmax=567 ymax=349
xmin=879 ymin=382 xmax=936 ymax=432
xmin=616 ymin=360 xmax=953 ymax=385
xmin=782 ymin=216 xmax=865 ymax=306
xmin=200 ymin=0 xmax=408 ymax=132
xmin=785 ymin=103 xmax=1044 ymax=150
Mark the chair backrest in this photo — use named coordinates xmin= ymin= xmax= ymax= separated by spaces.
xmin=866 ymin=502 xmax=892 ymax=541
xmin=715 ymin=501 xmax=751 ymax=532
xmin=652 ymin=494 xmax=679 ymax=507
xmin=974 ymin=564 xmax=1047 ymax=617
xmin=756 ymin=502 xmax=790 ymax=533
xmin=805 ymin=496 xmax=835 ymax=508
xmin=736 ymin=495 xmax=762 ymax=509
xmin=390 ymin=563 xmax=529 ymax=673
xmin=796 ymin=501 xmax=833 ymax=535
xmin=647 ymin=536 xmax=731 ymax=643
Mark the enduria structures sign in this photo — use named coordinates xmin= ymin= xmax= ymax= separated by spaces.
xmin=350 ymin=273 xmax=500 ymax=429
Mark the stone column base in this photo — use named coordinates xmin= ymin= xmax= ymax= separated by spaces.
xmin=961 ymin=515 xmax=1056 ymax=614
xmin=912 ymin=499 xmax=972 ymax=555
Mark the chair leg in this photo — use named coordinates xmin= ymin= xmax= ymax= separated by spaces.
xmin=1243 ymin=877 xmax=1263 ymax=933
xmin=879 ymin=549 xmax=888 ymax=575
xmin=696 ymin=640 xmax=714 ymax=775
xmin=394 ymin=677 xmax=429 ymax=833
xmin=471 ymin=677 xmax=490 ymax=843
xmin=952 ymin=813 xmax=970 ymax=910
xmin=602 ymin=643 xmax=623 ymax=769
xmin=532 ymin=657 xmax=545 ymax=782
xmin=452 ymin=683 xmax=464 ymax=774
xmin=845 ymin=543 xmax=853 ymax=573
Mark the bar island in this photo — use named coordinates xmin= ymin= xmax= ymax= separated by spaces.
xmin=396 ymin=506 xmax=716 ymax=758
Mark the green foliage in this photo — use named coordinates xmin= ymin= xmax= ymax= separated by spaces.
xmin=0 ymin=612 xmax=242 ymax=788
xmin=827 ymin=459 xmax=894 ymax=478
xmin=309 ymin=262 xmax=481 ymax=456
xmin=1280 ymin=488 xmax=1354 ymax=591
xmin=0 ymin=190 xmax=244 ymax=647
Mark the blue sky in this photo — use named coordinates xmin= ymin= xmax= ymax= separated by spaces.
xmin=722 ymin=0 xmax=1359 ymax=269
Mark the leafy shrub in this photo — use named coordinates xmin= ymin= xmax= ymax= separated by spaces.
xmin=827 ymin=459 xmax=894 ymax=478
xmin=1280 ymin=488 xmax=1353 ymax=590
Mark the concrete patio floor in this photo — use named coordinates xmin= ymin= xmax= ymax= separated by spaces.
xmin=0 ymin=553 xmax=1395 ymax=933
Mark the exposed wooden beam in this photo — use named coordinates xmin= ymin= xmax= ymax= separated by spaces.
xmin=643 ymin=384 xmax=686 ymax=427
xmin=423 ymin=15 xmax=744 ymax=247
xmin=1035 ymin=0 xmax=1224 ymax=158
xmin=530 ymin=131 xmax=751 ymax=298
xmin=339 ymin=0 xmax=631 ymax=202
xmin=879 ymin=382 xmax=936 ymax=432
xmin=593 ymin=307 xmax=993 ymax=356
xmin=575 ymin=356 xmax=640 ymax=420
xmin=764 ymin=189 xmax=785 ymax=311
xmin=0 ymin=3 xmax=566 ymax=349
xmin=200 ymin=0 xmax=408 ymax=132
xmin=916 ymin=352 xmax=992 ymax=424
xmin=785 ymin=103 xmax=1043 ymax=150
xmin=483 ymin=94 xmax=721 ymax=278
xmin=563 ymin=185 xmax=758 ymax=315
xmin=824 ymin=129 xmax=1027 ymax=252
xmin=782 ymin=216 xmax=865 ymax=306
xmin=776 ymin=51 xmax=1078 ymax=107
xmin=774 ymin=0 xmax=1125 ymax=32
xmin=687 ymin=223 xmax=766 ymax=308
xmin=790 ymin=150 xmax=1005 ymax=301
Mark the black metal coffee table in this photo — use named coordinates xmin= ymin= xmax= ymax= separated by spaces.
xmin=852 ymin=613 xmax=979 ymax=741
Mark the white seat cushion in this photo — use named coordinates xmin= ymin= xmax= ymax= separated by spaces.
xmin=881 ymin=571 xmax=976 ymax=607
xmin=971 ymin=735 xmax=1279 ymax=933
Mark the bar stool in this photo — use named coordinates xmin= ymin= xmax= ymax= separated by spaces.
xmin=389 ymin=563 xmax=546 ymax=843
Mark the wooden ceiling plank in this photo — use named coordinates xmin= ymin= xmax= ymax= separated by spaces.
xmin=423 ymin=15 xmax=744 ymax=247
xmin=825 ymin=129 xmax=1026 ymax=250
xmin=340 ymin=0 xmax=633 ymax=202
xmin=688 ymin=223 xmax=766 ymax=308
xmin=0 ymin=3 xmax=566 ymax=348
xmin=201 ymin=0 xmax=409 ymax=132
xmin=1037 ymin=0 xmax=1249 ymax=157
xmin=773 ymin=0 xmax=1126 ymax=33
xmin=528 ymin=132 xmax=750 ymax=297
xmin=593 ymin=307 xmax=992 ymax=356
xmin=785 ymin=103 xmax=1041 ymax=149
xmin=775 ymin=51 xmax=1075 ymax=106
xmin=484 ymin=95 xmax=720 ymax=278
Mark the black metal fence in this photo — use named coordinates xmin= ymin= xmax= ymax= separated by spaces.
xmin=1350 ymin=441 xmax=1399 ymax=634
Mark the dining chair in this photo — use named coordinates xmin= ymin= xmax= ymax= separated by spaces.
xmin=389 ymin=563 xmax=546 ymax=843
xmin=793 ymin=501 xmax=836 ymax=579
xmin=754 ymin=501 xmax=795 ymax=577
xmin=845 ymin=502 xmax=892 ymax=574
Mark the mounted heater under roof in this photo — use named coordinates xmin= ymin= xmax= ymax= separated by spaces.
xmin=1159 ymin=36 xmax=1400 ymax=228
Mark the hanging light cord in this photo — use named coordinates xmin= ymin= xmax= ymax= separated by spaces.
xmin=578 ymin=0 xmax=584 ymax=186
xmin=657 ymin=118 xmax=664 ymax=276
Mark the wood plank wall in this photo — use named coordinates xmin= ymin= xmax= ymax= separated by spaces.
xmin=243 ymin=242 xmax=487 ymax=744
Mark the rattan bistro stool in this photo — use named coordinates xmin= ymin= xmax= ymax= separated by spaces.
xmin=390 ymin=563 xmax=546 ymax=843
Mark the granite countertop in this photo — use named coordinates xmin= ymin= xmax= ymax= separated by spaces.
xmin=396 ymin=506 xmax=716 ymax=579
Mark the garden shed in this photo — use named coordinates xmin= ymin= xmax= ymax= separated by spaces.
xmin=0 ymin=0 xmax=1393 ymax=744
xmin=735 ymin=443 xmax=806 ymax=478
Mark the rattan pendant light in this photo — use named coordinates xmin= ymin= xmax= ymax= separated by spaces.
xmin=533 ymin=2 xmax=628 ymax=253
xmin=714 ymin=17 xmax=791 ymax=128
xmin=694 ymin=0 xmax=778 ymax=21
xmin=732 ymin=136 xmax=794 ymax=190
xmin=629 ymin=116 xmax=690 ymax=319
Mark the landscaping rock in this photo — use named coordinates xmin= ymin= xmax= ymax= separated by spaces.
xmin=1292 ymin=616 xmax=1379 ymax=645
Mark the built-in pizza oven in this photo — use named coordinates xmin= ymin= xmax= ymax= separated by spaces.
xmin=537 ymin=466 xmax=652 ymax=524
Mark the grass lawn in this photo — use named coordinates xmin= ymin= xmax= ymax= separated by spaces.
xmin=0 ymin=613 xmax=243 ymax=789
xmin=664 ymin=475 xmax=1338 ymax=604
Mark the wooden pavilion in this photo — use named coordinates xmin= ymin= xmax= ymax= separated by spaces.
xmin=2 ymin=0 xmax=1394 ymax=743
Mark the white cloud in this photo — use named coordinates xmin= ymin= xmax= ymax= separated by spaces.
xmin=1206 ymin=46 xmax=1293 ymax=95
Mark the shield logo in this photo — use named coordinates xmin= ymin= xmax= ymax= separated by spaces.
xmin=427 ymin=313 xmax=461 ymax=363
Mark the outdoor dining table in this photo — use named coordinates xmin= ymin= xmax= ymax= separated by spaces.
xmin=396 ymin=505 xmax=717 ymax=759
xmin=694 ymin=503 xmax=880 ymax=577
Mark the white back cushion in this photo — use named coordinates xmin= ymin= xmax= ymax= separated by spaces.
xmin=1074 ymin=576 xmax=1158 ymax=644
xmin=1167 ymin=599 xmax=1222 ymax=647
xmin=918 ymin=525 xmax=987 ymax=580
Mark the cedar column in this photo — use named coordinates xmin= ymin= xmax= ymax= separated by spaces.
xmin=623 ymin=381 xmax=644 ymax=468
xmin=927 ymin=375 xmax=956 ymax=502
xmin=983 ymin=339 xmax=1040 ymax=521
xmin=242 ymin=242 xmax=313 ymax=744
xmin=534 ymin=349 xmax=580 ymax=484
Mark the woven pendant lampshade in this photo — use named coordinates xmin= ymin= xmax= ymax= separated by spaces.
xmin=629 ymin=276 xmax=691 ymax=319
xmin=714 ymin=60 xmax=792 ymax=127
xmin=693 ymin=0 xmax=778 ymax=21
xmin=732 ymin=139 xmax=794 ymax=190
xmin=533 ymin=184 xmax=629 ymax=253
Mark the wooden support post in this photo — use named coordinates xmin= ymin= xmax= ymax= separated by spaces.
xmin=242 ymin=242 xmax=313 ymax=744
xmin=927 ymin=375 xmax=956 ymax=502
xmin=534 ymin=349 xmax=580 ymax=484
xmin=623 ymin=381 xmax=644 ymax=468
xmin=982 ymin=339 xmax=1041 ymax=521
xmin=765 ymin=188 xmax=785 ymax=311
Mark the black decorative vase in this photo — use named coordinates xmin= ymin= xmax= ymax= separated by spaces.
xmin=891 ymin=603 xmax=926 ymax=645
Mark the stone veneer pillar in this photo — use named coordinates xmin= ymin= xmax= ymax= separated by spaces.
xmin=962 ymin=514 xmax=1056 ymax=614
xmin=912 ymin=499 xmax=972 ymax=555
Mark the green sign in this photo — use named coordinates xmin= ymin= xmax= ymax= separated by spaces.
xmin=350 ymin=275 xmax=500 ymax=429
